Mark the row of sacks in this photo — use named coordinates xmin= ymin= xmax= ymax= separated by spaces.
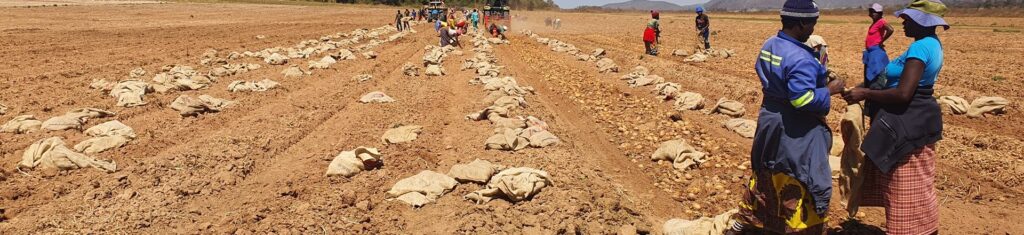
xmin=322 ymin=148 xmax=552 ymax=207
xmin=279 ymin=28 xmax=415 ymax=77
xmin=937 ymin=95 xmax=1010 ymax=118
xmin=89 ymin=65 xmax=240 ymax=107
xmin=244 ymin=25 xmax=400 ymax=65
xmin=387 ymin=159 xmax=552 ymax=207
xmin=618 ymin=66 xmax=755 ymax=139
xmin=464 ymin=35 xmax=559 ymax=151
xmin=14 ymin=120 xmax=138 ymax=174
xmin=671 ymin=47 xmax=736 ymax=63
xmin=422 ymin=44 xmax=457 ymax=76
xmin=524 ymin=31 xmax=619 ymax=74
xmin=2 ymin=108 xmax=115 ymax=134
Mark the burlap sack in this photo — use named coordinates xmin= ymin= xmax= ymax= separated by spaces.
xmin=424 ymin=64 xmax=445 ymax=76
xmin=228 ymin=79 xmax=280 ymax=92
xmin=653 ymin=82 xmax=681 ymax=100
xmin=520 ymin=126 xmax=560 ymax=148
xmin=723 ymin=118 xmax=756 ymax=139
xmin=387 ymin=170 xmax=458 ymax=207
xmin=281 ymin=66 xmax=306 ymax=78
xmin=621 ymin=66 xmax=649 ymax=81
xmin=839 ymin=103 xmax=867 ymax=217
xmin=448 ymin=159 xmax=502 ymax=184
xmin=651 ymin=139 xmax=707 ymax=171
xmin=41 ymin=108 xmax=115 ymax=131
xmin=19 ymin=137 xmax=116 ymax=173
xmin=1 ymin=115 xmax=42 ymax=134
xmin=465 ymin=167 xmax=551 ymax=203
xmin=264 ymin=53 xmax=288 ymax=65
xmin=326 ymin=147 xmax=381 ymax=177
xmin=402 ymin=63 xmax=420 ymax=76
xmin=359 ymin=91 xmax=395 ymax=103
xmin=109 ymin=80 xmax=151 ymax=107
xmin=663 ymin=209 xmax=737 ymax=235
xmin=596 ymin=58 xmax=619 ymax=73
xmin=674 ymin=92 xmax=706 ymax=111
xmin=707 ymin=98 xmax=746 ymax=118
xmin=335 ymin=49 xmax=356 ymax=60
xmin=362 ymin=51 xmax=378 ymax=60
xmin=967 ymin=96 xmax=1009 ymax=118
xmin=485 ymin=128 xmax=530 ymax=151
xmin=937 ymin=96 xmax=968 ymax=115
xmin=170 ymin=95 xmax=233 ymax=116
xmin=628 ymin=74 xmax=665 ymax=88
xmin=381 ymin=125 xmax=423 ymax=144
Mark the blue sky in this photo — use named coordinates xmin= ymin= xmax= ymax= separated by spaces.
xmin=554 ymin=0 xmax=710 ymax=8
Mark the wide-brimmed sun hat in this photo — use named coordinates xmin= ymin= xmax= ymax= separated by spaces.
xmin=696 ymin=6 xmax=705 ymax=13
xmin=894 ymin=0 xmax=950 ymax=29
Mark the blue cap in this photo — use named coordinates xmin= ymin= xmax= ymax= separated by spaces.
xmin=781 ymin=0 xmax=820 ymax=18
xmin=696 ymin=6 xmax=704 ymax=13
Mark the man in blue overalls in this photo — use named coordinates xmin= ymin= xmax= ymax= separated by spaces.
xmin=726 ymin=0 xmax=846 ymax=234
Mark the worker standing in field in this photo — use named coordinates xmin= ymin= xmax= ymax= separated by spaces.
xmin=695 ymin=6 xmax=711 ymax=50
xmin=471 ymin=9 xmax=480 ymax=32
xmin=403 ymin=9 xmax=412 ymax=30
xmin=863 ymin=3 xmax=895 ymax=88
xmin=395 ymin=10 xmax=404 ymax=31
xmin=643 ymin=10 xmax=661 ymax=56
xmin=842 ymin=1 xmax=948 ymax=234
xmin=726 ymin=0 xmax=845 ymax=234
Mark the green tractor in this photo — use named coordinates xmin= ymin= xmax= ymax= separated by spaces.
xmin=426 ymin=0 xmax=447 ymax=23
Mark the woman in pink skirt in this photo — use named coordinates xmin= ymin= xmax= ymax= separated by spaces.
xmin=843 ymin=0 xmax=950 ymax=234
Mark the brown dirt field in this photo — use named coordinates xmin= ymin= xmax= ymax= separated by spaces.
xmin=0 ymin=2 xmax=1022 ymax=234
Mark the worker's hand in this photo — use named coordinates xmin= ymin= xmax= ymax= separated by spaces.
xmin=843 ymin=87 xmax=869 ymax=103
xmin=827 ymin=78 xmax=846 ymax=95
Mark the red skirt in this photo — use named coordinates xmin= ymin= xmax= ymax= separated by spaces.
xmin=643 ymin=28 xmax=657 ymax=43
xmin=861 ymin=145 xmax=939 ymax=235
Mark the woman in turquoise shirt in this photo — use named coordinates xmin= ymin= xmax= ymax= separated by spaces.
xmin=843 ymin=0 xmax=948 ymax=234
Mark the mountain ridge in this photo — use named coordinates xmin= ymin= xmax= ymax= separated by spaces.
xmin=601 ymin=0 xmax=688 ymax=11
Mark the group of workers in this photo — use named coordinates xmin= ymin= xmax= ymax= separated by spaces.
xmin=396 ymin=7 xmax=483 ymax=32
xmin=643 ymin=6 xmax=711 ymax=56
xmin=427 ymin=7 xmax=508 ymax=48
xmin=398 ymin=2 xmax=950 ymax=232
xmin=389 ymin=5 xmax=512 ymax=48
xmin=694 ymin=0 xmax=946 ymax=234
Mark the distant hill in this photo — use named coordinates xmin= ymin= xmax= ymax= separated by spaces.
xmin=601 ymin=0 xmax=687 ymax=11
xmin=701 ymin=0 xmax=993 ymax=11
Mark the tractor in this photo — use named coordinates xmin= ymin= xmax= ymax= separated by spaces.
xmin=426 ymin=0 xmax=446 ymax=23
xmin=482 ymin=0 xmax=511 ymax=31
